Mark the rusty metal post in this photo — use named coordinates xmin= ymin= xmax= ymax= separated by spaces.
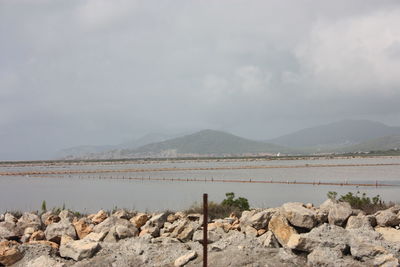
xmin=203 ymin=193 xmax=208 ymax=267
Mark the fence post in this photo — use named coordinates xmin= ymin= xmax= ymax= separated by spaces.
xmin=203 ymin=193 xmax=208 ymax=267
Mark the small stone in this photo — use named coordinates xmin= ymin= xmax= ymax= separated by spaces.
xmin=174 ymin=251 xmax=197 ymax=267
xmin=58 ymin=210 xmax=75 ymax=223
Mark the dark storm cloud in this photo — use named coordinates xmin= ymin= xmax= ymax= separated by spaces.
xmin=1 ymin=0 xmax=400 ymax=159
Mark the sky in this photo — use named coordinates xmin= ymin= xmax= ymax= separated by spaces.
xmin=1 ymin=0 xmax=400 ymax=160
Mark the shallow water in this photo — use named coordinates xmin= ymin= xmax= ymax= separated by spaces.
xmin=1 ymin=157 xmax=399 ymax=213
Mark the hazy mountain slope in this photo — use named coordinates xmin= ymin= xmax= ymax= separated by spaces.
xmin=267 ymin=120 xmax=400 ymax=148
xmin=124 ymin=129 xmax=288 ymax=155
xmin=57 ymin=133 xmax=178 ymax=159
xmin=336 ymin=135 xmax=400 ymax=153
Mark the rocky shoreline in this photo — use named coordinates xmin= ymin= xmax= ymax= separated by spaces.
xmin=1 ymin=199 xmax=400 ymax=266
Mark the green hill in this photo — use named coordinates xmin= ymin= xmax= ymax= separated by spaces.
xmin=125 ymin=129 xmax=288 ymax=156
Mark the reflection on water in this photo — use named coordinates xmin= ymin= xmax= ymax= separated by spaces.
xmin=1 ymin=157 xmax=399 ymax=212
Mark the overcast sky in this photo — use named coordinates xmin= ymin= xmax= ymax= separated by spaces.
xmin=1 ymin=0 xmax=400 ymax=160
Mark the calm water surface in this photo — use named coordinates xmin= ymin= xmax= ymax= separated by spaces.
xmin=1 ymin=157 xmax=399 ymax=213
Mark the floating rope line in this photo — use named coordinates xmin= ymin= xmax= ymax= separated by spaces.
xmin=21 ymin=174 xmax=397 ymax=187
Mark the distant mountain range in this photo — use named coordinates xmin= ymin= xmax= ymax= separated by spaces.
xmin=59 ymin=120 xmax=400 ymax=159
xmin=267 ymin=120 xmax=400 ymax=148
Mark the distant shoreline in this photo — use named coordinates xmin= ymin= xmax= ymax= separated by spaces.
xmin=1 ymin=153 xmax=400 ymax=166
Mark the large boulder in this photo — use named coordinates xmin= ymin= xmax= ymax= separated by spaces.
xmin=327 ymin=202 xmax=353 ymax=226
xmin=346 ymin=215 xmax=375 ymax=230
xmin=59 ymin=237 xmax=100 ymax=261
xmin=45 ymin=221 xmax=77 ymax=243
xmin=282 ymin=202 xmax=317 ymax=229
xmin=0 ymin=222 xmax=18 ymax=240
xmin=268 ymin=214 xmax=298 ymax=247
xmin=0 ymin=240 xmax=23 ymax=266
xmin=16 ymin=213 xmax=42 ymax=235
xmin=375 ymin=227 xmax=400 ymax=243
xmin=375 ymin=210 xmax=400 ymax=227
xmin=287 ymin=224 xmax=349 ymax=252
xmin=257 ymin=231 xmax=280 ymax=248
xmin=240 ymin=208 xmax=277 ymax=230
xmin=73 ymin=218 xmax=93 ymax=239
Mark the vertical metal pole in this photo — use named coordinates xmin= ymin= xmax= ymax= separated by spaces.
xmin=203 ymin=193 xmax=208 ymax=267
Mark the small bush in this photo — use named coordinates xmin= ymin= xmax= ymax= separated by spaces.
xmin=185 ymin=192 xmax=250 ymax=220
xmin=327 ymin=191 xmax=393 ymax=214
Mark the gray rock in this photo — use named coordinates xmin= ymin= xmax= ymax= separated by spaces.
xmin=375 ymin=210 xmax=400 ymax=227
xmin=346 ymin=215 xmax=375 ymax=230
xmin=103 ymin=227 xmax=118 ymax=243
xmin=174 ymin=251 xmax=197 ymax=267
xmin=350 ymin=242 xmax=388 ymax=261
xmin=282 ymin=202 xmax=317 ymax=229
xmin=4 ymin=213 xmax=17 ymax=224
xmin=44 ymin=221 xmax=77 ymax=243
xmin=83 ymin=232 xmax=107 ymax=242
xmin=240 ymin=209 xmax=276 ymax=230
xmin=115 ymin=224 xmax=138 ymax=239
xmin=307 ymin=247 xmax=362 ymax=267
xmin=258 ymin=231 xmax=280 ymax=248
xmin=243 ymin=225 xmax=258 ymax=238
xmin=93 ymin=216 xmax=135 ymax=234
xmin=327 ymin=201 xmax=353 ymax=226
xmin=0 ymin=222 xmax=18 ymax=240
xmin=16 ymin=213 xmax=42 ymax=235
xmin=58 ymin=210 xmax=74 ymax=223
xmin=176 ymin=224 xmax=195 ymax=242
xmin=148 ymin=213 xmax=168 ymax=229
xmin=59 ymin=239 xmax=100 ymax=261
xmin=287 ymin=224 xmax=349 ymax=252
xmin=0 ymin=214 xmax=4 ymax=222
xmin=25 ymin=255 xmax=65 ymax=267
xmin=112 ymin=209 xmax=130 ymax=220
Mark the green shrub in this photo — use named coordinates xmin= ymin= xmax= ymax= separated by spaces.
xmin=221 ymin=192 xmax=250 ymax=211
xmin=326 ymin=191 xmax=391 ymax=214
xmin=185 ymin=192 xmax=250 ymax=220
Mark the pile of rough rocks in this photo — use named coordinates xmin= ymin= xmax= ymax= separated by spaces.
xmin=1 ymin=199 xmax=400 ymax=266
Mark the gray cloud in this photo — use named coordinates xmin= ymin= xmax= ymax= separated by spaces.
xmin=1 ymin=0 xmax=400 ymax=160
